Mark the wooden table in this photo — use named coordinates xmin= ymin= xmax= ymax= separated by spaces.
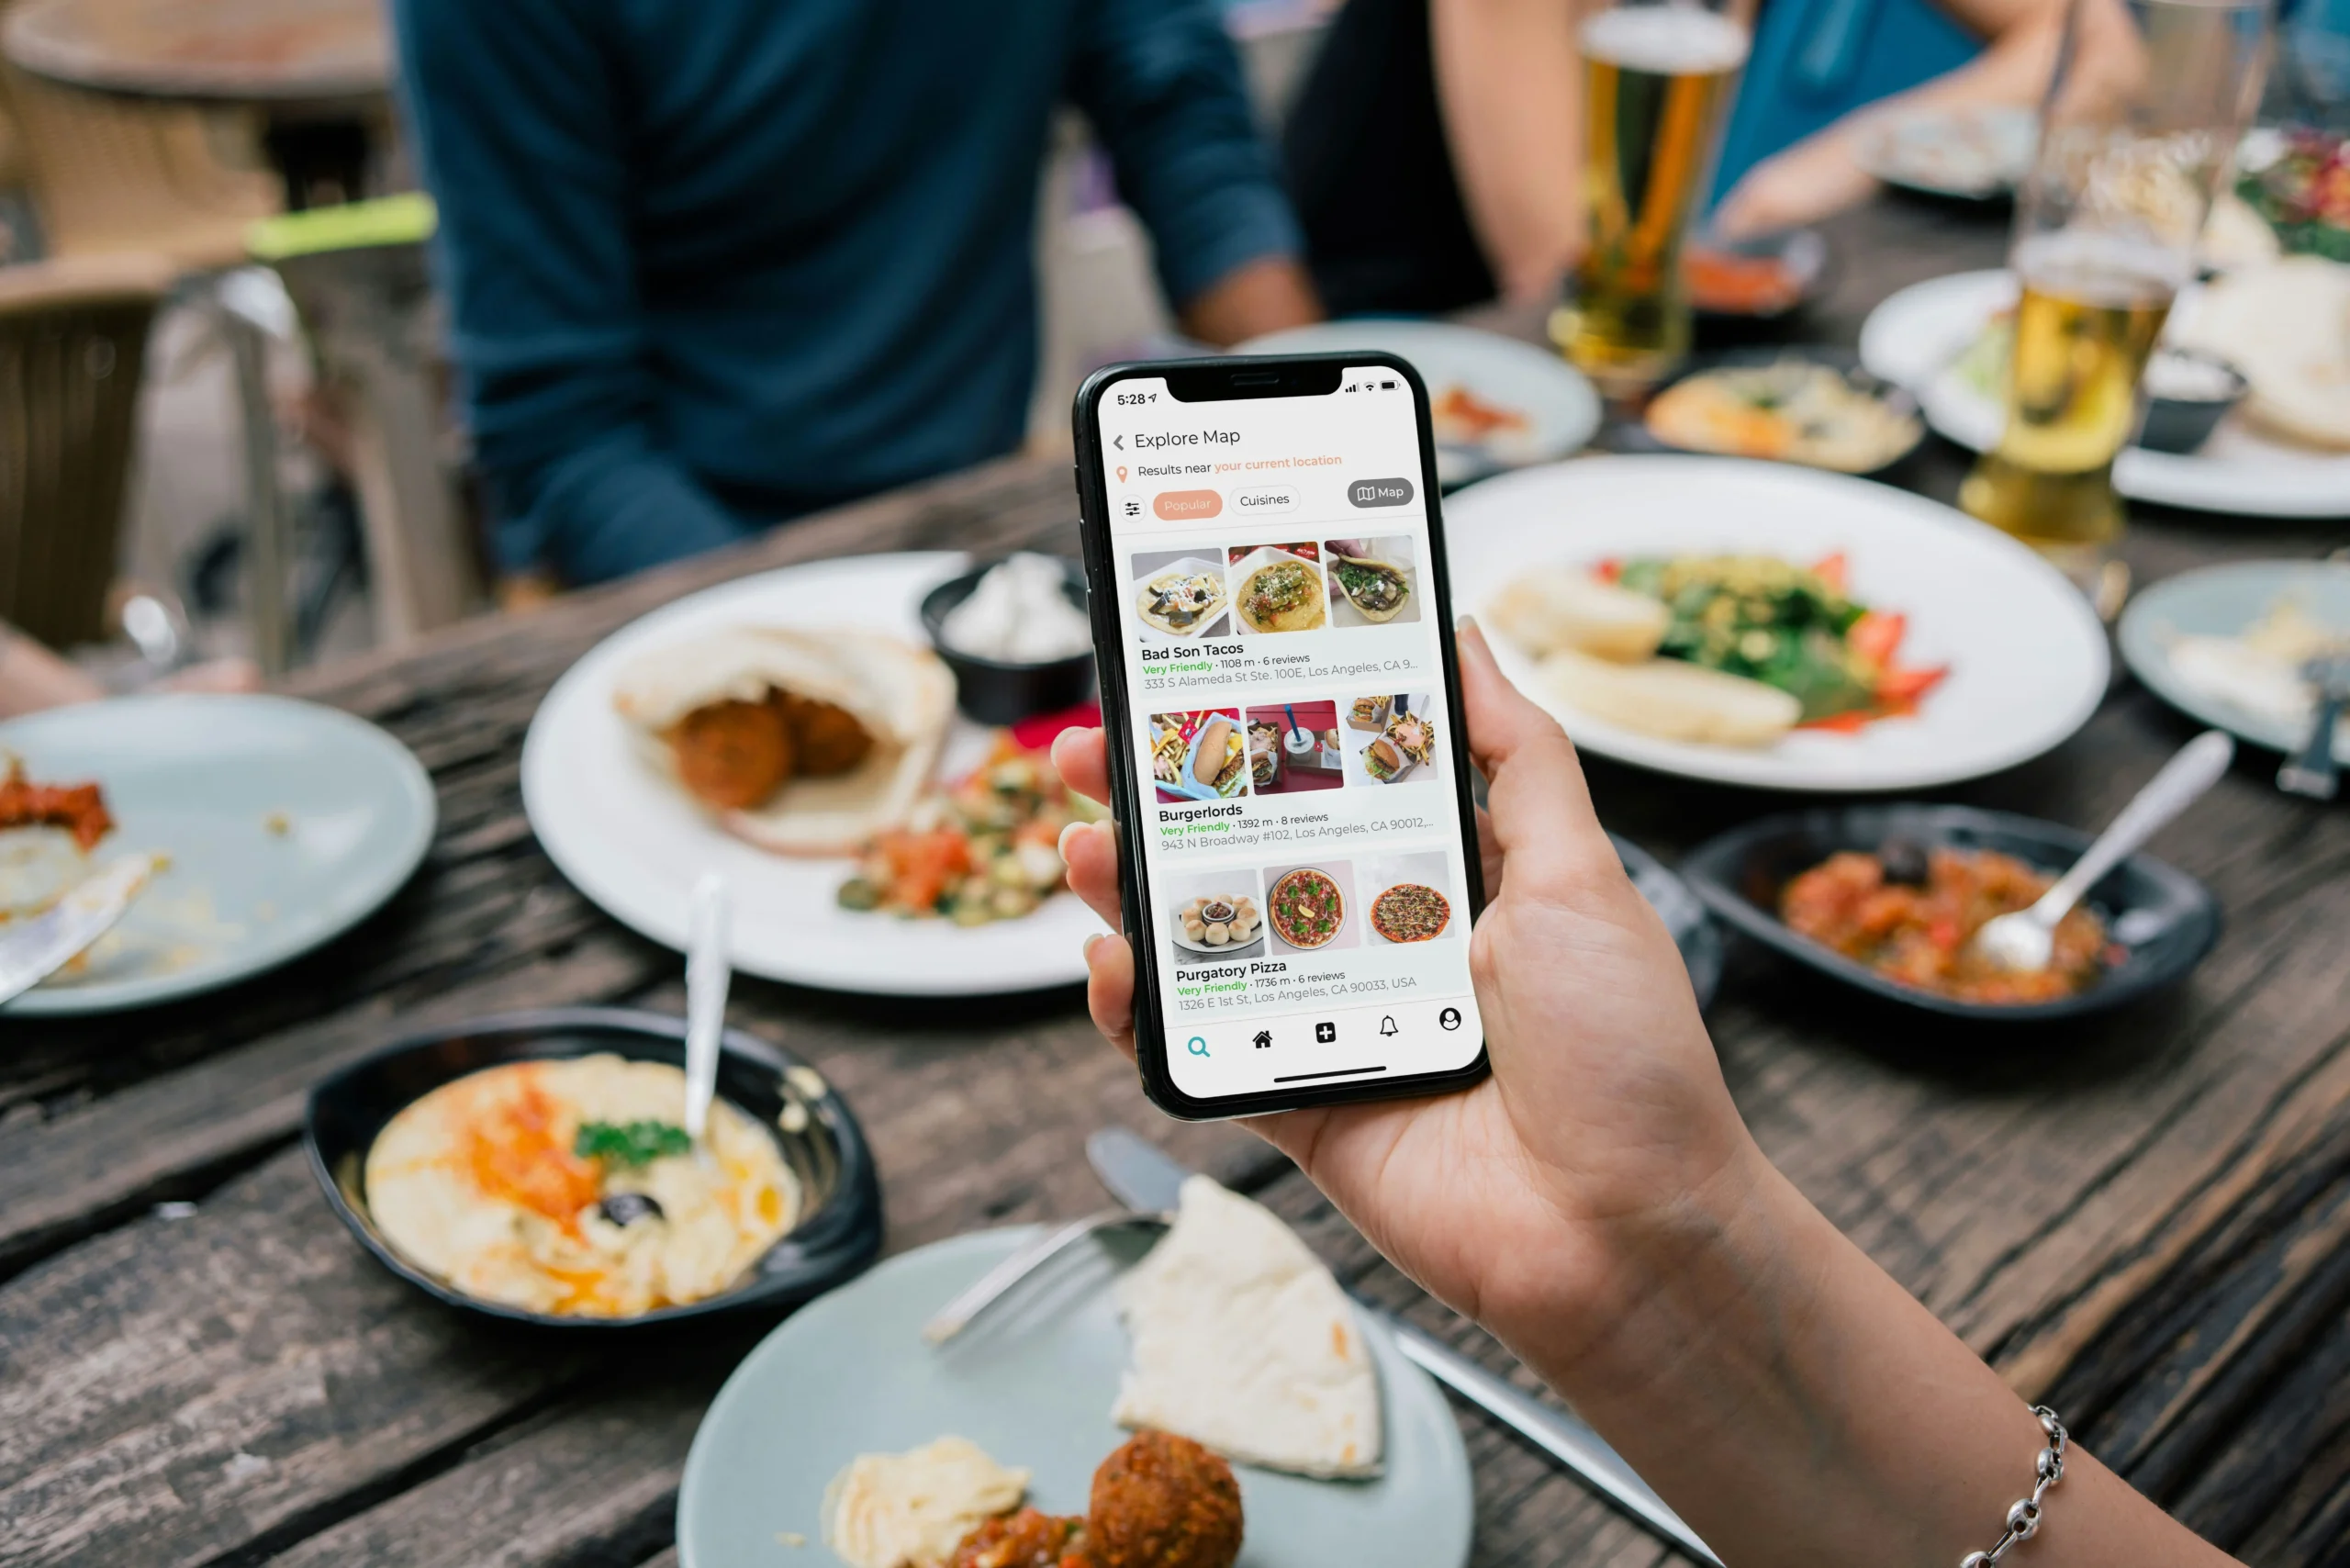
xmin=5 ymin=196 xmax=2347 ymax=1568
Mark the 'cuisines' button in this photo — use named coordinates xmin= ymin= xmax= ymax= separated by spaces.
xmin=1235 ymin=486 xmax=1298 ymax=514
xmin=1153 ymin=488 xmax=1223 ymax=521
xmin=1348 ymin=476 xmax=1415 ymax=509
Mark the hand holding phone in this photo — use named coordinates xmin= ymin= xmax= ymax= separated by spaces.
xmin=1049 ymin=617 xmax=1743 ymax=1354
xmin=1074 ymin=353 xmax=1489 ymax=1118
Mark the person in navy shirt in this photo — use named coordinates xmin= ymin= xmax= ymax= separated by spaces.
xmin=393 ymin=0 xmax=1320 ymax=588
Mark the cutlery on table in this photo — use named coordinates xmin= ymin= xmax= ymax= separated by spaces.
xmin=1082 ymin=1127 xmax=1722 ymax=1568
xmin=0 ymin=854 xmax=160 ymax=1008
xmin=2277 ymin=655 xmax=2350 ymax=801
xmin=1968 ymin=729 xmax=2233 ymax=976
xmin=683 ymin=872 xmax=729 ymax=1159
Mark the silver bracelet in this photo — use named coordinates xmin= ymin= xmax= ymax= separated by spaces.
xmin=1961 ymin=1406 xmax=2067 ymax=1567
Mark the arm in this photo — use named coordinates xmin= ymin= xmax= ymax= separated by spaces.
xmin=1714 ymin=0 xmax=2121 ymax=237
xmin=1066 ymin=0 xmax=1322 ymax=344
xmin=1428 ymin=0 xmax=1586 ymax=304
xmin=1052 ymin=627 xmax=2242 ymax=1567
xmin=391 ymin=0 xmax=744 ymax=586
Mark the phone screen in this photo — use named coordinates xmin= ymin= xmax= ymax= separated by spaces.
xmin=1080 ymin=356 xmax=1486 ymax=1114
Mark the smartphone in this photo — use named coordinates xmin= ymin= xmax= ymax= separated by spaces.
xmin=1073 ymin=353 xmax=1490 ymax=1121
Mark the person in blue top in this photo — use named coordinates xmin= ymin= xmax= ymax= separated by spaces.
xmin=1288 ymin=0 xmax=2118 ymax=315
xmin=392 ymin=0 xmax=1321 ymax=589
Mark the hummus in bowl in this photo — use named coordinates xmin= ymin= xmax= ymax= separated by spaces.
xmin=366 ymin=1055 xmax=800 ymax=1318
xmin=308 ymin=1007 xmax=883 ymax=1327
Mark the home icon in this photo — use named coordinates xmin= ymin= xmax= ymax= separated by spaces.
xmin=1252 ymin=1029 xmax=1272 ymax=1050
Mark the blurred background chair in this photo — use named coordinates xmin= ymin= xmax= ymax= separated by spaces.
xmin=0 ymin=62 xmax=275 ymax=268
xmin=0 ymin=249 xmax=174 ymax=647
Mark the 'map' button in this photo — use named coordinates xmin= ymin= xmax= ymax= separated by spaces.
xmin=1348 ymin=476 xmax=1415 ymax=509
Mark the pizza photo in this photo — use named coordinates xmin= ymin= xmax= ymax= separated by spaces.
xmin=1370 ymin=882 xmax=1452 ymax=943
xmin=1268 ymin=866 xmax=1348 ymax=951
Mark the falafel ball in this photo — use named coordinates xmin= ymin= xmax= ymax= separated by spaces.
xmin=943 ymin=1507 xmax=1090 ymax=1568
xmin=777 ymin=692 xmax=875 ymax=776
xmin=1085 ymin=1431 xmax=1241 ymax=1568
xmin=666 ymin=698 xmax=795 ymax=810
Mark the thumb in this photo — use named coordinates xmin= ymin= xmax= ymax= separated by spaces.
xmin=1455 ymin=619 xmax=1620 ymax=892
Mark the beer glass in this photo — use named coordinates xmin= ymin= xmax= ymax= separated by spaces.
xmin=1958 ymin=0 xmax=2273 ymax=569
xmin=1550 ymin=0 xmax=1753 ymax=393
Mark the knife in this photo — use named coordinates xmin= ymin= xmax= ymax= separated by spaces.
xmin=1084 ymin=1128 xmax=1722 ymax=1567
xmin=0 ymin=854 xmax=159 ymax=1007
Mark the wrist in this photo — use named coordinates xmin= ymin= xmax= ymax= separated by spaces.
xmin=1487 ymin=1134 xmax=1827 ymax=1412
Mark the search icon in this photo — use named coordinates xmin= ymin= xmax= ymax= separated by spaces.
xmin=1186 ymin=1036 xmax=1211 ymax=1058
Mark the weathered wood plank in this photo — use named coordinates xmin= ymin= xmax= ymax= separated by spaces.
xmin=262 ymin=1377 xmax=721 ymax=1568
xmin=0 ymin=1152 xmax=591 ymax=1568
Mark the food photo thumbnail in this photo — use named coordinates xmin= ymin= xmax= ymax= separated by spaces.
xmin=1340 ymin=694 xmax=1444 ymax=787
xmin=1165 ymin=867 xmax=1268 ymax=967
xmin=1151 ymin=710 xmax=1250 ymax=804
xmin=1360 ymin=852 xmax=1460 ymax=945
xmin=1244 ymin=700 xmax=1345 ymax=795
xmin=1130 ymin=548 xmax=1231 ymax=642
xmin=1323 ymin=535 xmax=1421 ymax=627
xmin=1229 ymin=542 xmax=1328 ymax=634
xmin=1264 ymin=860 xmax=1360 ymax=954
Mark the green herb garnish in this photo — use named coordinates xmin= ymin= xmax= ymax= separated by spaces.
xmin=574 ymin=1119 xmax=691 ymax=1167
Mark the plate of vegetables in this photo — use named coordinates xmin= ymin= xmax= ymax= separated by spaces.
xmin=1448 ymin=457 xmax=2108 ymax=791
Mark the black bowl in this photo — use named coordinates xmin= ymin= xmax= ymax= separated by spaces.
xmin=919 ymin=558 xmax=1098 ymax=725
xmin=1679 ymin=805 xmax=2221 ymax=1022
xmin=2135 ymin=350 xmax=2247 ymax=455
xmin=306 ymin=1006 xmax=883 ymax=1328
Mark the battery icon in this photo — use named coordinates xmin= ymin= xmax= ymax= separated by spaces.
xmin=1380 ymin=379 xmax=1397 ymax=390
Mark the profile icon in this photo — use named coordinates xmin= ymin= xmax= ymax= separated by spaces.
xmin=1438 ymin=1006 xmax=1462 ymax=1031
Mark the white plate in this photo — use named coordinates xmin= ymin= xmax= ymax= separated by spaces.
xmin=1858 ymin=270 xmax=2350 ymax=519
xmin=0 ymin=694 xmax=434 ymax=1014
xmin=1445 ymin=456 xmax=2109 ymax=791
xmin=676 ymin=1227 xmax=1473 ymax=1568
xmin=2117 ymin=559 xmax=2350 ymax=762
xmin=1236 ymin=319 xmax=1603 ymax=486
xmin=521 ymin=554 xmax=1105 ymax=997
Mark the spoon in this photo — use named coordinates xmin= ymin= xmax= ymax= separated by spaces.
xmin=683 ymin=872 xmax=731 ymax=1153
xmin=1968 ymin=730 xmax=2234 ymax=975
xmin=2276 ymin=654 xmax=2350 ymax=801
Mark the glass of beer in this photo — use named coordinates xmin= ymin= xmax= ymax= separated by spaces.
xmin=1958 ymin=0 xmax=2273 ymax=573
xmin=1550 ymin=0 xmax=1753 ymax=394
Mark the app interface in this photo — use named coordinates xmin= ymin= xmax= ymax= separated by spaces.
xmin=1098 ymin=367 xmax=1483 ymax=1101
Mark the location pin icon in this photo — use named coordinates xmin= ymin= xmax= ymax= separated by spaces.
xmin=1116 ymin=465 xmax=1128 ymax=483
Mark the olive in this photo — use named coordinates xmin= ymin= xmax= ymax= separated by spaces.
xmin=598 ymin=1192 xmax=664 ymax=1226
xmin=1878 ymin=837 xmax=1931 ymax=887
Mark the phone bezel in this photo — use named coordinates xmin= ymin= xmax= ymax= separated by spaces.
xmin=1073 ymin=351 xmax=1492 ymax=1122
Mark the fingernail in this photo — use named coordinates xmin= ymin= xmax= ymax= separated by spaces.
xmin=1057 ymin=819 xmax=1088 ymax=861
xmin=1082 ymin=932 xmax=1105 ymax=959
xmin=1457 ymin=613 xmax=1479 ymax=633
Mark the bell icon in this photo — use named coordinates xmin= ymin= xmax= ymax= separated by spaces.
xmin=1378 ymin=1015 xmax=1398 ymax=1036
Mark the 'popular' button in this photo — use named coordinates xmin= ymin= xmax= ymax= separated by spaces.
xmin=1152 ymin=488 xmax=1223 ymax=521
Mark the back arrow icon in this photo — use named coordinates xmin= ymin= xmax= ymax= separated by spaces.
xmin=1113 ymin=434 xmax=1125 ymax=450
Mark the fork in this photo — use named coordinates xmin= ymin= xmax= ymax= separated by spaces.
xmin=2277 ymin=654 xmax=2350 ymax=801
xmin=920 ymin=1208 xmax=1170 ymax=1344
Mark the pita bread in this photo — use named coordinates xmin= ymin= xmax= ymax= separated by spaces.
xmin=610 ymin=626 xmax=955 ymax=856
xmin=2168 ymin=257 xmax=2350 ymax=450
xmin=1113 ymin=1176 xmax=1382 ymax=1478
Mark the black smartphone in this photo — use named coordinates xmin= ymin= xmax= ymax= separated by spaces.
xmin=1073 ymin=353 xmax=1490 ymax=1121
